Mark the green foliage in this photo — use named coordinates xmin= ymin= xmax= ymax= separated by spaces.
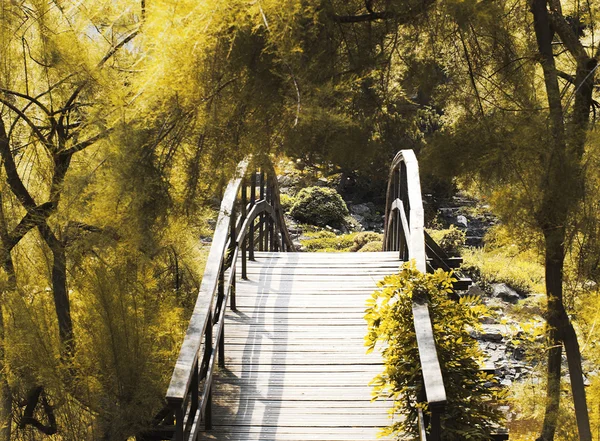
xmin=427 ymin=226 xmax=466 ymax=256
xmin=289 ymin=187 xmax=349 ymax=227
xmin=461 ymin=248 xmax=545 ymax=295
xmin=279 ymin=193 xmax=294 ymax=213
xmin=365 ymin=262 xmax=504 ymax=440
xmin=351 ymin=232 xmax=383 ymax=251
xmin=301 ymin=231 xmax=355 ymax=252
xmin=357 ymin=240 xmax=383 ymax=252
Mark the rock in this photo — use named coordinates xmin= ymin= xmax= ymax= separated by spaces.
xmin=350 ymin=203 xmax=371 ymax=216
xmin=480 ymin=315 xmax=497 ymax=324
xmin=351 ymin=214 xmax=365 ymax=225
xmin=315 ymin=177 xmax=329 ymax=187
xmin=491 ymin=283 xmax=521 ymax=304
xmin=481 ymin=332 xmax=503 ymax=342
xmin=500 ymin=379 xmax=513 ymax=387
xmin=456 ymin=215 xmax=468 ymax=227
xmin=467 ymin=284 xmax=485 ymax=297
xmin=513 ymin=347 xmax=526 ymax=361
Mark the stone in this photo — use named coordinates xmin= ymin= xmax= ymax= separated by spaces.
xmin=481 ymin=332 xmax=503 ymax=342
xmin=500 ymin=379 xmax=513 ymax=387
xmin=350 ymin=203 xmax=371 ymax=216
xmin=467 ymin=284 xmax=485 ymax=297
xmin=491 ymin=283 xmax=521 ymax=304
xmin=480 ymin=315 xmax=496 ymax=324
xmin=456 ymin=215 xmax=468 ymax=227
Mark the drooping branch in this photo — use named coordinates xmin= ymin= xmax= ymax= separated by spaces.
xmin=58 ymin=29 xmax=140 ymax=128
xmin=0 ymin=88 xmax=54 ymax=117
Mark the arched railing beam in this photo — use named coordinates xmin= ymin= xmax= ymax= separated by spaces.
xmin=383 ymin=149 xmax=446 ymax=441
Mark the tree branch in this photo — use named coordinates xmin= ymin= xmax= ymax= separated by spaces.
xmin=557 ymin=70 xmax=576 ymax=84
xmin=0 ymin=99 xmax=54 ymax=151
xmin=331 ymin=10 xmax=396 ymax=23
xmin=547 ymin=0 xmax=588 ymax=62
xmin=60 ymin=129 xmax=109 ymax=156
xmin=58 ymin=28 xmax=140 ymax=128
xmin=0 ymin=119 xmax=37 ymax=209
xmin=7 ymin=202 xmax=55 ymax=250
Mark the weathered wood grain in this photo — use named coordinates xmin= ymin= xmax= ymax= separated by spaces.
xmin=208 ymin=252 xmax=398 ymax=441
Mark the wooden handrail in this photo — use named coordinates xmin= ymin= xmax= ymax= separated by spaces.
xmin=147 ymin=156 xmax=294 ymax=441
xmin=383 ymin=150 xmax=446 ymax=441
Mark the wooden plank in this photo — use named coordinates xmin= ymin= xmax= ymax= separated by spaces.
xmin=412 ymin=303 xmax=446 ymax=405
xmin=206 ymin=249 xmax=400 ymax=441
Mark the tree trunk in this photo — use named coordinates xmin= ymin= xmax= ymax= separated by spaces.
xmin=0 ymin=306 xmax=11 ymax=441
xmin=38 ymin=224 xmax=73 ymax=353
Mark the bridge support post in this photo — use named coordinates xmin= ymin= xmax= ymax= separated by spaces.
xmin=241 ymin=178 xmax=248 ymax=279
xmin=249 ymin=172 xmax=256 ymax=260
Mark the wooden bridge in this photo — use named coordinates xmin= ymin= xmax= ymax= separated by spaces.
xmin=145 ymin=151 xmax=501 ymax=441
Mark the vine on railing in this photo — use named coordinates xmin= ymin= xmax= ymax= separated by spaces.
xmin=143 ymin=157 xmax=294 ymax=441
xmin=383 ymin=150 xmax=446 ymax=441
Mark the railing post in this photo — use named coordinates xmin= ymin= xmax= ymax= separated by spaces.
xmin=429 ymin=403 xmax=444 ymax=441
xmin=175 ymin=405 xmax=184 ymax=441
xmin=259 ymin=170 xmax=265 ymax=251
xmin=241 ymin=178 xmax=248 ymax=279
xmin=204 ymin=311 xmax=213 ymax=430
xmin=229 ymin=208 xmax=237 ymax=311
xmin=249 ymin=172 xmax=256 ymax=260
xmin=190 ymin=359 xmax=199 ymax=429
xmin=269 ymin=179 xmax=275 ymax=251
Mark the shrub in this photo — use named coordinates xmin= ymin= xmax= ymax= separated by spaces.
xmin=289 ymin=186 xmax=349 ymax=227
xmin=461 ymin=248 xmax=545 ymax=295
xmin=279 ymin=193 xmax=294 ymax=213
xmin=357 ymin=240 xmax=383 ymax=252
xmin=365 ymin=262 xmax=504 ymax=440
xmin=301 ymin=232 xmax=355 ymax=252
xmin=351 ymin=232 xmax=383 ymax=251
xmin=427 ymin=225 xmax=466 ymax=256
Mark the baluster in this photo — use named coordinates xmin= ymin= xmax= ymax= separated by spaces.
xmin=204 ymin=311 xmax=213 ymax=430
xmin=175 ymin=405 xmax=184 ymax=441
xmin=265 ymin=178 xmax=272 ymax=251
xmin=269 ymin=179 xmax=275 ymax=251
xmin=249 ymin=172 xmax=256 ymax=260
xmin=190 ymin=359 xmax=199 ymax=429
xmin=229 ymin=207 xmax=237 ymax=311
xmin=429 ymin=404 xmax=443 ymax=441
xmin=392 ymin=169 xmax=398 ymax=251
xmin=259 ymin=170 xmax=265 ymax=252
xmin=241 ymin=178 xmax=248 ymax=279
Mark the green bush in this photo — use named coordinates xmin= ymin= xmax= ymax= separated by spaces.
xmin=289 ymin=186 xmax=349 ymax=227
xmin=279 ymin=193 xmax=294 ymax=213
xmin=357 ymin=240 xmax=383 ymax=252
xmin=351 ymin=232 xmax=383 ymax=251
xmin=427 ymin=225 xmax=466 ymax=256
xmin=301 ymin=232 xmax=355 ymax=252
xmin=365 ymin=262 xmax=504 ymax=440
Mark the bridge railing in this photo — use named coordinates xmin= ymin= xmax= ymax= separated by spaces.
xmin=383 ymin=150 xmax=446 ymax=441
xmin=147 ymin=157 xmax=294 ymax=441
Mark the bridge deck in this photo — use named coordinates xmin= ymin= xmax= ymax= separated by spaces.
xmin=203 ymin=251 xmax=401 ymax=441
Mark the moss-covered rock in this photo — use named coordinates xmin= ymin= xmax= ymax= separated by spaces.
xmin=289 ymin=187 xmax=349 ymax=227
